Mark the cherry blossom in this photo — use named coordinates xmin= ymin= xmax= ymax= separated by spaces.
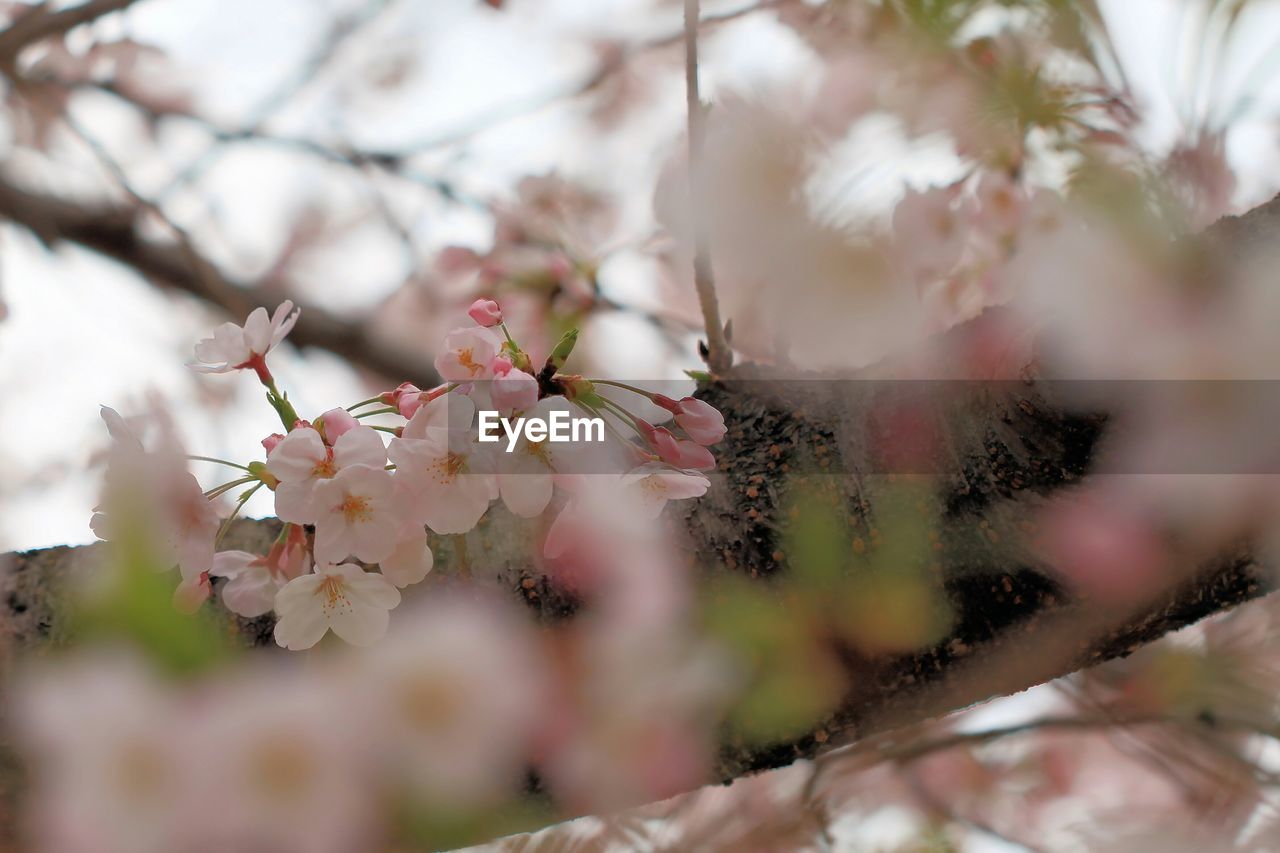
xmin=273 ymin=562 xmax=402 ymax=650
xmin=379 ymin=525 xmax=434 ymax=588
xmin=188 ymin=301 xmax=300 ymax=377
xmin=351 ymin=596 xmax=546 ymax=805
xmin=433 ymin=325 xmax=501 ymax=383
xmin=311 ymin=465 xmax=401 ymax=565
xmin=389 ymin=394 xmax=497 ymax=535
xmin=267 ymin=425 xmax=387 ymax=525
xmin=210 ymin=526 xmax=310 ymax=618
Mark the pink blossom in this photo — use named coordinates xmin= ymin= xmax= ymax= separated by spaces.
xmin=467 ymin=297 xmax=503 ymax=327
xmin=210 ymin=527 xmax=311 ymax=618
xmin=311 ymin=465 xmax=401 ymax=565
xmin=389 ymin=394 xmax=497 ymax=535
xmin=12 ymin=654 xmax=202 ymax=852
xmin=317 ymin=407 xmax=358 ymax=443
xmin=272 ymin=562 xmax=401 ymax=649
xmin=188 ymin=301 xmax=300 ymax=376
xmin=379 ymin=525 xmax=434 ymax=588
xmin=172 ymin=571 xmax=211 ymax=614
xmin=1037 ymin=495 xmax=1170 ymax=605
xmin=656 ymin=395 xmax=726 ymax=446
xmin=434 ymin=326 xmax=501 ymax=382
xmin=351 ymin=595 xmax=546 ymax=805
xmin=197 ymin=672 xmax=377 ymax=852
xmin=973 ymin=170 xmax=1029 ymax=239
xmin=261 ymin=432 xmax=285 ymax=454
xmin=267 ymin=425 xmax=386 ymax=524
xmin=93 ymin=406 xmax=219 ymax=587
xmin=490 ymin=355 xmax=540 ymax=413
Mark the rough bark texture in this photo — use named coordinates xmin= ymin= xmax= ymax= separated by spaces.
xmin=5 ymin=193 xmax=1280 ymax=837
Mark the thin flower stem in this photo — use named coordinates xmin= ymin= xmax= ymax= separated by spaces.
xmin=204 ymin=476 xmax=254 ymax=499
xmin=499 ymin=322 xmax=518 ymax=347
xmin=591 ymin=378 xmax=658 ymax=399
xmin=346 ymin=397 xmax=384 ymax=412
xmin=354 ymin=407 xmax=399 ymax=419
xmin=684 ymin=0 xmax=732 ymax=375
xmin=577 ymin=399 xmax=642 ymax=450
xmin=369 ymin=425 xmax=400 ymax=434
xmin=596 ymin=394 xmax=643 ymax=431
xmin=215 ymin=482 xmax=264 ymax=547
xmin=188 ymin=455 xmax=252 ymax=472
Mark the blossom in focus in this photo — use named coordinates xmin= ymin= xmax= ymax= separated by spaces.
xmin=267 ymin=425 xmax=387 ymax=525
xmin=433 ymin=325 xmax=501 ymax=383
xmin=273 ymin=561 xmax=402 ymax=649
xmin=389 ymin=394 xmax=497 ymax=535
xmin=467 ymin=297 xmax=503 ymax=327
xmin=188 ymin=301 xmax=300 ymax=375
xmin=311 ymin=465 xmax=401 ymax=565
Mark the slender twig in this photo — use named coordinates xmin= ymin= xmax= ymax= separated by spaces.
xmin=683 ymin=0 xmax=732 ymax=374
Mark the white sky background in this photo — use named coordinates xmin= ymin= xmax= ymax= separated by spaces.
xmin=1 ymin=0 xmax=1279 ymax=557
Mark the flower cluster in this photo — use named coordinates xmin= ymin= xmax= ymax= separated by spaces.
xmin=93 ymin=298 xmax=725 ymax=650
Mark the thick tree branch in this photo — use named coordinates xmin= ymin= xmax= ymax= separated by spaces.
xmin=0 ymin=0 xmax=138 ymax=65
xmin=0 ymin=176 xmax=440 ymax=386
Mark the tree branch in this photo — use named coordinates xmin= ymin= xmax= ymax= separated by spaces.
xmin=0 ymin=0 xmax=138 ymax=66
xmin=0 ymin=176 xmax=440 ymax=386
xmin=684 ymin=0 xmax=732 ymax=374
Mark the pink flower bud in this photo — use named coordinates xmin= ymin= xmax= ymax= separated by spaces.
xmin=468 ymin=297 xmax=503 ymax=327
xmin=672 ymin=398 xmax=726 ymax=446
xmin=381 ymin=381 xmax=419 ymax=406
xmin=172 ymin=571 xmax=211 ymax=614
xmin=318 ymin=408 xmax=358 ymax=444
xmin=647 ymin=425 xmax=716 ymax=470
xmin=490 ymin=356 xmax=539 ymax=413
xmin=261 ymin=433 xmax=286 ymax=454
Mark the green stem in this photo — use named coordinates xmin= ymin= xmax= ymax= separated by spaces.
xmin=346 ymin=397 xmax=385 ymax=412
xmin=354 ymin=407 xmax=399 ymax=419
xmin=204 ymin=476 xmax=254 ymax=499
xmin=590 ymin=378 xmax=658 ymax=399
xmin=215 ymin=482 xmax=264 ymax=547
xmin=188 ymin=455 xmax=251 ymax=472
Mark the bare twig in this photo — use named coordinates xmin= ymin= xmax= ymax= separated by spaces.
xmin=683 ymin=0 xmax=732 ymax=374
xmin=0 ymin=0 xmax=137 ymax=65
